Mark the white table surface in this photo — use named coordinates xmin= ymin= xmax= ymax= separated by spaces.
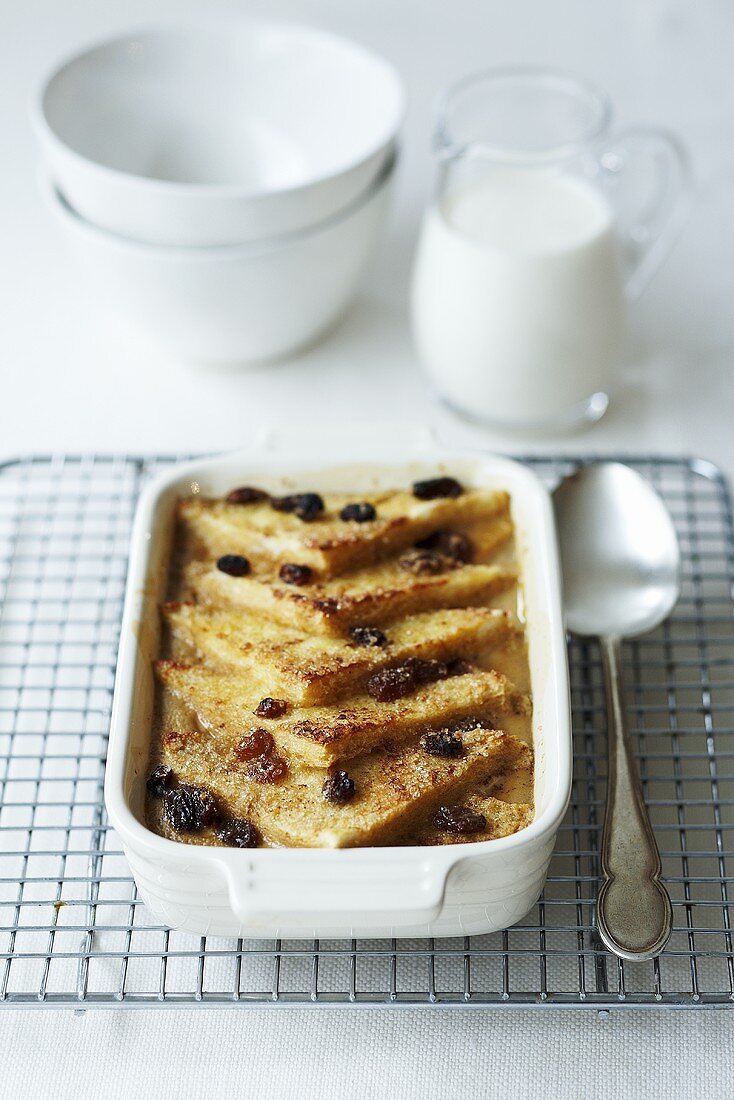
xmin=2 ymin=0 xmax=734 ymax=1096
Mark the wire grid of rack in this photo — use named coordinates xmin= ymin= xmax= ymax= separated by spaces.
xmin=0 ymin=452 xmax=733 ymax=1010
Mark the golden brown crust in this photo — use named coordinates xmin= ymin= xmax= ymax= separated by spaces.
xmin=151 ymin=721 xmax=531 ymax=848
xmin=147 ymin=480 xmax=535 ymax=849
xmin=163 ymin=602 xmax=517 ymax=705
xmin=415 ymin=796 xmax=534 ymax=845
xmin=185 ymin=554 xmax=516 ymax=635
xmin=180 ymin=488 xmax=510 ymax=577
xmin=156 ymin=659 xmax=530 ymax=768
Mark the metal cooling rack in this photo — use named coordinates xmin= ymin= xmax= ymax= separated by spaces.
xmin=0 ymin=453 xmax=733 ymax=1011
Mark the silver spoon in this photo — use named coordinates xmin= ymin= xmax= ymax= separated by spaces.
xmin=554 ymin=462 xmax=679 ymax=960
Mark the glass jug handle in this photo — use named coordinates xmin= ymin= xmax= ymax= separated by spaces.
xmin=598 ymin=127 xmax=690 ymax=300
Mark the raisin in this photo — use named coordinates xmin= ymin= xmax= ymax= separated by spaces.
xmin=433 ymin=805 xmax=487 ymax=835
xmin=447 ymin=715 xmax=493 ymax=733
xmin=294 ymin=493 xmax=324 ymax=522
xmin=163 ymin=784 xmax=218 ymax=833
xmin=279 ymin=562 xmax=312 ymax=586
xmin=235 ymin=729 xmax=275 ymax=761
xmin=412 ymin=477 xmax=463 ymax=500
xmin=254 ymin=697 xmax=288 ymax=719
xmin=349 ymin=625 xmax=388 ymax=647
xmin=420 ymin=716 xmax=492 ymax=754
xmin=366 ymin=665 xmax=415 ymax=701
xmin=226 ymin=486 xmax=270 ymax=505
xmin=420 ymin=729 xmax=464 ymax=758
xmin=398 ymin=549 xmax=455 ymax=576
xmin=272 ymin=493 xmax=324 ymax=522
xmin=416 ymin=529 xmax=473 ymax=563
xmin=146 ymin=763 xmax=173 ymax=796
xmin=339 ymin=502 xmax=377 ymax=523
xmin=248 ymin=754 xmax=288 ymax=784
xmin=271 ymin=493 xmax=299 ymax=512
xmin=366 ymin=657 xmax=449 ymax=702
xmin=216 ymin=818 xmax=261 ymax=848
xmin=314 ymin=597 xmax=339 ymax=615
xmin=216 ymin=554 xmax=250 ymax=577
xmin=446 ymin=658 xmax=473 ymax=677
xmin=413 ymin=656 xmax=450 ymax=681
xmin=322 ymin=770 xmax=356 ymax=804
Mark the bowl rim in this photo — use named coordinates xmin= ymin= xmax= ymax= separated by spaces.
xmin=31 ymin=18 xmax=406 ymax=200
xmin=41 ymin=150 xmax=396 ymax=259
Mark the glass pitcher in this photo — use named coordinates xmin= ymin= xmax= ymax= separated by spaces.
xmin=411 ymin=67 xmax=688 ymax=430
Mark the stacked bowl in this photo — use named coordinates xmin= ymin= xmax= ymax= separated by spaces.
xmin=33 ymin=21 xmax=404 ymax=363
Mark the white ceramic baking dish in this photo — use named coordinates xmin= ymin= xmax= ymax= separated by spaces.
xmin=105 ymin=426 xmax=571 ymax=939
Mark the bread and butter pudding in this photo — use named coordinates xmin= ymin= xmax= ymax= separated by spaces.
xmin=146 ymin=476 xmax=534 ymax=849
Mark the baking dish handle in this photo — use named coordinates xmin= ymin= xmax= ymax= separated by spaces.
xmin=218 ymin=851 xmax=456 ymax=931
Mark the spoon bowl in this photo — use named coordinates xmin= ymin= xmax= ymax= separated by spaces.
xmin=553 ymin=462 xmax=680 ymax=638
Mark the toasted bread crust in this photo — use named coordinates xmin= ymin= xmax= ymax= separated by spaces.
xmin=156 ymin=658 xmax=530 ymax=767
xmin=164 ymin=602 xmax=517 ymax=705
xmin=180 ymin=488 xmax=510 ymax=577
xmin=151 ymin=718 xmax=531 ymax=848
xmin=185 ymin=555 xmax=516 ymax=635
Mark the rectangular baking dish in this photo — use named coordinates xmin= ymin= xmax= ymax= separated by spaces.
xmin=105 ymin=425 xmax=572 ymax=939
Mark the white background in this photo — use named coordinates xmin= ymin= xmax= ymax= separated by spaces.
xmin=2 ymin=0 xmax=734 ymax=1096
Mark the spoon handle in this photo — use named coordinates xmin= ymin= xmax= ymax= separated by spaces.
xmin=597 ymin=634 xmax=673 ymax=960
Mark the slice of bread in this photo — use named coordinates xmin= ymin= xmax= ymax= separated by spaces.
xmin=152 ymin=721 xmax=531 ymax=848
xmin=164 ymin=602 xmax=517 ymax=705
xmin=185 ymin=555 xmax=516 ymax=636
xmin=156 ymin=659 xmax=530 ymax=768
xmin=180 ymin=487 xmax=510 ymax=577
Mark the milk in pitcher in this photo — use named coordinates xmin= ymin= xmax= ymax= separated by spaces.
xmin=411 ymin=169 xmax=625 ymax=427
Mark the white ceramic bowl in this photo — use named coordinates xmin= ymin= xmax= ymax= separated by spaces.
xmin=42 ymin=155 xmax=394 ymax=364
xmin=33 ymin=21 xmax=405 ymax=246
xmin=104 ymin=428 xmax=572 ymax=939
